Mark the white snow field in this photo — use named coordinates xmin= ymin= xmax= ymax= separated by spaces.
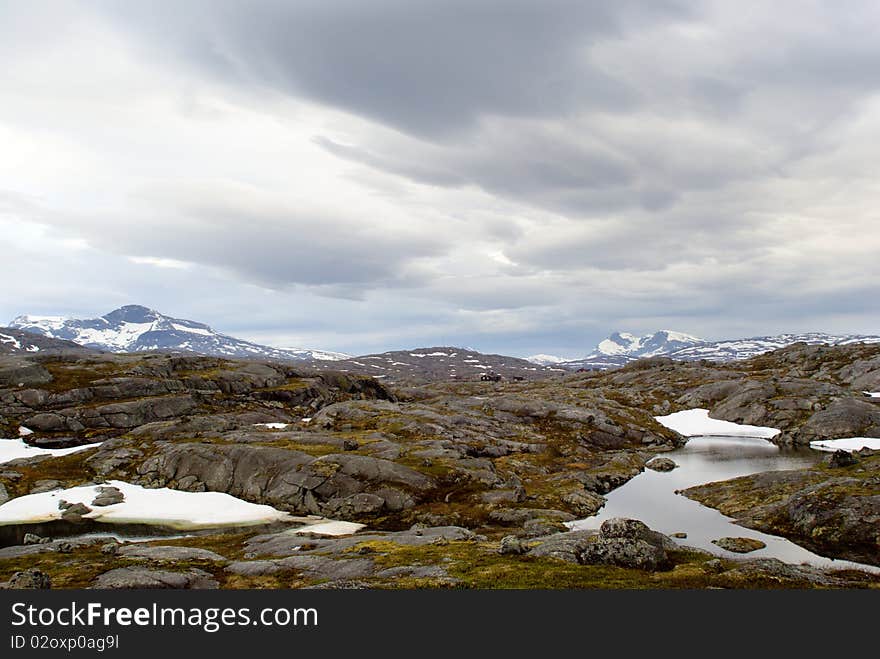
xmin=0 ymin=438 xmax=103 ymax=466
xmin=654 ymin=409 xmax=781 ymax=439
xmin=0 ymin=480 xmax=367 ymax=536
xmin=810 ymin=437 xmax=880 ymax=452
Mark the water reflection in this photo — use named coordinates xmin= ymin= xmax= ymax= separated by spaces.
xmin=569 ymin=436 xmax=877 ymax=572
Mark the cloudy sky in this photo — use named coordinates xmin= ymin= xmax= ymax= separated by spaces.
xmin=2 ymin=1 xmax=879 ymax=358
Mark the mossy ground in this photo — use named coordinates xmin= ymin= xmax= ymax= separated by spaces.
xmin=7 ymin=531 xmax=876 ymax=589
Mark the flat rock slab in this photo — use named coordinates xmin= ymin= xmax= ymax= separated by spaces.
xmin=244 ymin=525 xmax=479 ymax=558
xmin=91 ymin=567 xmax=219 ymax=589
xmin=227 ymin=556 xmax=375 ymax=582
xmin=0 ymin=538 xmax=101 ymax=559
xmin=118 ymin=545 xmax=227 ymax=562
xmin=713 ymin=537 xmax=767 ymax=553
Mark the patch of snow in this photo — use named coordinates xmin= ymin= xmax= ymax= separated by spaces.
xmin=18 ymin=426 xmax=33 ymax=437
xmin=654 ymin=409 xmax=781 ymax=439
xmin=865 ymin=392 xmax=880 ymax=398
xmin=76 ymin=321 xmax=158 ymax=350
xmin=254 ymin=423 xmax=288 ymax=430
xmin=171 ymin=322 xmax=213 ymax=336
xmin=659 ymin=330 xmax=704 ymax=344
xmin=12 ymin=315 xmax=68 ymax=330
xmin=287 ymin=520 xmax=365 ymax=537
xmin=810 ymin=437 xmax=880 ymax=452
xmin=0 ymin=438 xmax=103 ymax=466
xmin=525 ymin=354 xmax=568 ymax=365
xmin=0 ymin=334 xmax=21 ymax=349
xmin=301 ymin=417 xmax=312 ymax=424
xmin=0 ymin=480 xmax=294 ymax=529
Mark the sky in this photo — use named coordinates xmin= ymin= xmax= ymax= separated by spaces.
xmin=2 ymin=0 xmax=879 ymax=359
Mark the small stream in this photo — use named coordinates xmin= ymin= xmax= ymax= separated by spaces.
xmin=568 ymin=435 xmax=878 ymax=573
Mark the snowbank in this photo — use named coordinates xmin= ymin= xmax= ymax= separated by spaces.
xmin=810 ymin=437 xmax=880 ymax=452
xmin=254 ymin=423 xmax=289 ymax=429
xmin=0 ymin=481 xmax=367 ymax=536
xmin=286 ymin=521 xmax=365 ymax=537
xmin=0 ymin=438 xmax=103 ymax=465
xmin=654 ymin=409 xmax=781 ymax=439
xmin=0 ymin=481 xmax=293 ymax=529
xmin=866 ymin=392 xmax=880 ymax=398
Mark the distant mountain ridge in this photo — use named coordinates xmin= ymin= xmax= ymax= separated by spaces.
xmin=556 ymin=330 xmax=880 ymax=370
xmin=0 ymin=327 xmax=98 ymax=356
xmin=9 ymin=305 xmax=349 ymax=362
xmin=307 ymin=346 xmax=564 ymax=382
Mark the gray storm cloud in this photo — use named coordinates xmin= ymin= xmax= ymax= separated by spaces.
xmin=0 ymin=0 xmax=878 ymax=357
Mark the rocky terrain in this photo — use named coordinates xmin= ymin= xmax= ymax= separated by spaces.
xmin=0 ymin=329 xmax=98 ymax=357
xmin=683 ymin=449 xmax=880 ymax=566
xmin=1 ymin=339 xmax=879 ymax=589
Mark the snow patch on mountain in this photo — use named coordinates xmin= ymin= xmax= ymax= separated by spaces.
xmin=526 ymin=354 xmax=570 ymax=366
xmin=562 ymin=330 xmax=880 ymax=370
xmin=10 ymin=306 xmax=348 ymax=362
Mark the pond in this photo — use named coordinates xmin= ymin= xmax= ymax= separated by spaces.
xmin=568 ymin=435 xmax=878 ymax=572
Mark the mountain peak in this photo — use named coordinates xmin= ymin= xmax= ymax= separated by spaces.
xmin=102 ymin=305 xmax=162 ymax=324
xmin=9 ymin=306 xmax=347 ymax=362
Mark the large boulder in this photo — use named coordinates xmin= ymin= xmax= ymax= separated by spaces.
xmin=528 ymin=519 xmax=674 ymax=571
xmin=796 ymin=398 xmax=880 ymax=443
xmin=135 ymin=443 xmax=434 ymax=517
xmin=1 ymin=569 xmax=52 ymax=590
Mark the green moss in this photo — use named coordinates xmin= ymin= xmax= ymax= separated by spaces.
xmin=1 ymin=450 xmax=99 ymax=498
xmin=40 ymin=360 xmax=127 ymax=392
xmin=346 ymin=540 xmax=834 ymax=589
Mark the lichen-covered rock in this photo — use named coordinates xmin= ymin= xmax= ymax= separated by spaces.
xmin=2 ymin=569 xmax=51 ymax=589
xmin=575 ymin=518 xmax=675 ymax=571
xmin=498 ymin=535 xmax=527 ymax=555
xmin=527 ymin=530 xmax=598 ymax=564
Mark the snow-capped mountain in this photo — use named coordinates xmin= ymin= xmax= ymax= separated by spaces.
xmin=667 ymin=333 xmax=880 ymax=363
xmin=9 ymin=305 xmax=350 ymax=362
xmin=562 ymin=331 xmax=704 ymax=369
xmin=561 ymin=330 xmax=880 ymax=370
xmin=525 ymin=354 xmax=570 ymax=366
xmin=276 ymin=346 xmax=352 ymax=362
